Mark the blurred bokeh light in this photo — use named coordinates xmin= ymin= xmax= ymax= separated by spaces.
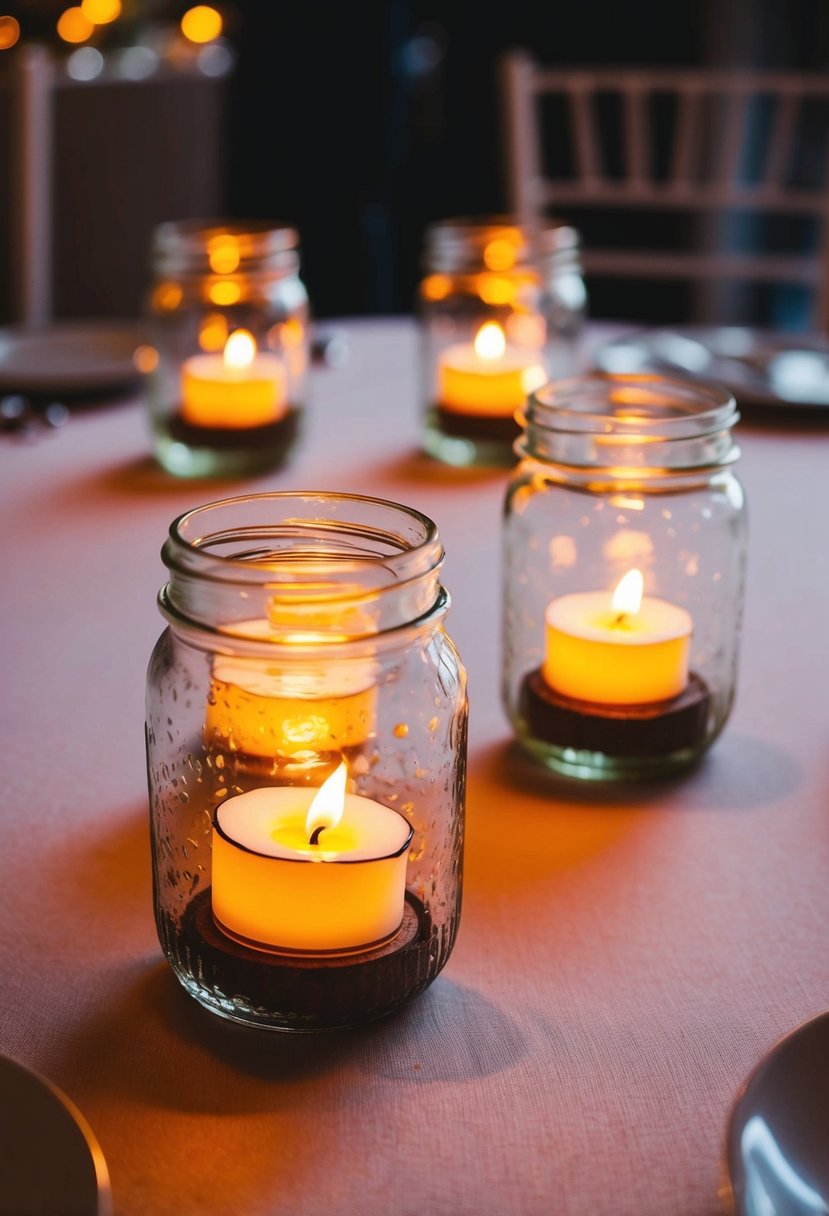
xmin=181 ymin=5 xmax=222 ymax=44
xmin=56 ymin=6 xmax=94 ymax=43
xmin=80 ymin=0 xmax=121 ymax=24
xmin=0 ymin=15 xmax=20 ymax=49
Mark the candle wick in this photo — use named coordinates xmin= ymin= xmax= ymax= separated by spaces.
xmin=309 ymin=824 xmax=325 ymax=846
xmin=613 ymin=612 xmax=628 ymax=627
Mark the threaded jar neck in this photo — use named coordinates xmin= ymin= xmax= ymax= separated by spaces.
xmin=517 ymin=373 xmax=740 ymax=483
xmin=159 ymin=492 xmax=447 ymax=652
xmin=422 ymin=215 xmax=581 ymax=275
xmin=152 ymin=219 xmax=300 ymax=279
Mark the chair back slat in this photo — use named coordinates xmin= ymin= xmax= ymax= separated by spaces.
xmin=671 ymin=85 xmax=702 ymax=186
xmin=571 ymin=84 xmax=600 ymax=183
xmin=623 ymin=82 xmax=649 ymax=186
xmin=499 ymin=53 xmax=829 ymax=330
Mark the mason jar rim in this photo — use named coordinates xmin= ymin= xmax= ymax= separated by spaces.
xmin=162 ymin=490 xmax=444 ymax=594
xmin=520 ymin=372 xmax=739 ymax=439
xmin=152 ymin=220 xmax=301 ymax=278
xmin=423 ymin=214 xmax=580 ymax=271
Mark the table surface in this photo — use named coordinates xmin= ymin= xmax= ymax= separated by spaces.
xmin=2 ymin=317 xmax=828 ymax=1216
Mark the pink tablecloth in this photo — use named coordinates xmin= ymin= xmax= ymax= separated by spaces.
xmin=1 ymin=318 xmax=828 ymax=1216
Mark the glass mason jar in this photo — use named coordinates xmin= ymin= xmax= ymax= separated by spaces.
xmin=502 ymin=373 xmax=747 ymax=781
xmin=417 ymin=215 xmax=587 ymax=468
xmin=142 ymin=219 xmax=310 ymax=478
xmin=146 ymin=492 xmax=468 ymax=1031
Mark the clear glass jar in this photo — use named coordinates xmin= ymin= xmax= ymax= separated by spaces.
xmin=502 ymin=373 xmax=747 ymax=781
xmin=142 ymin=220 xmax=310 ymax=478
xmin=417 ymin=215 xmax=587 ymax=468
xmin=146 ymin=492 xmax=468 ymax=1031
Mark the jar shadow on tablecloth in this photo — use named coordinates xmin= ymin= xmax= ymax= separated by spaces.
xmin=50 ymin=962 xmax=525 ymax=1120
xmin=476 ymin=732 xmax=801 ymax=811
xmin=87 ymin=454 xmax=262 ymax=496
xmin=351 ymin=447 xmax=512 ymax=488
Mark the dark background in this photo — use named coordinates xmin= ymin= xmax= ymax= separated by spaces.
xmin=2 ymin=0 xmax=827 ymax=325
xmin=224 ymin=0 xmax=829 ymax=320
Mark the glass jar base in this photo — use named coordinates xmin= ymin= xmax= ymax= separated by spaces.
xmin=159 ymin=888 xmax=450 ymax=1031
xmin=516 ymin=667 xmax=712 ymax=780
xmin=423 ymin=405 xmax=518 ymax=468
xmin=152 ymin=408 xmax=301 ymax=478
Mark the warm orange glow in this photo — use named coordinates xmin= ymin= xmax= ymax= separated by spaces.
xmin=208 ymin=280 xmax=241 ymax=306
xmin=543 ymin=581 xmax=692 ymax=705
xmin=80 ymin=0 xmax=121 ymax=23
xmin=0 ymin=16 xmax=20 ymax=49
xmin=181 ymin=4 xmax=222 ymax=43
xmin=207 ymin=235 xmax=240 ymax=275
xmin=181 ymin=329 xmax=287 ymax=428
xmin=474 ymin=322 xmax=506 ymax=361
xmin=198 ymin=312 xmax=228 ymax=352
xmin=223 ymin=329 xmax=255 ymax=369
xmin=438 ymin=321 xmax=545 ymax=416
xmin=611 ymin=569 xmax=644 ymax=618
xmin=205 ymin=679 xmax=376 ymax=756
xmin=57 ymin=6 xmax=94 ymax=42
xmin=506 ymin=311 xmax=546 ymax=350
xmin=483 ymin=237 xmax=517 ymax=272
xmin=305 ymin=761 xmax=347 ymax=842
xmin=477 ymin=274 xmax=516 ymax=306
xmin=133 ymin=344 xmax=159 ymax=373
xmin=279 ymin=317 xmax=304 ymax=348
xmin=421 ymin=274 xmax=451 ymax=302
xmin=152 ymin=281 xmax=183 ymax=311
xmin=272 ymin=318 xmax=307 ymax=378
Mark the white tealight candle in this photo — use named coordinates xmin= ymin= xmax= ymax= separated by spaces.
xmin=211 ymin=764 xmax=413 ymax=953
xmin=437 ymin=321 xmax=546 ymax=417
xmin=542 ymin=569 xmax=693 ymax=705
xmin=181 ymin=328 xmax=287 ymax=428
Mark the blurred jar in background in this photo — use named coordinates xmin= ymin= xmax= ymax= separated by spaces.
xmin=417 ymin=216 xmax=587 ymax=468
xmin=142 ymin=219 xmax=310 ymax=478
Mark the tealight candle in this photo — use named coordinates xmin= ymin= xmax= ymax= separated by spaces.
xmin=542 ymin=569 xmax=693 ymax=705
xmin=211 ymin=763 xmax=413 ymax=953
xmin=181 ymin=328 xmax=287 ymax=428
xmin=437 ymin=322 xmax=546 ymax=417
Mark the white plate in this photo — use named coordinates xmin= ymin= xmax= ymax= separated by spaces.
xmin=0 ymin=1052 xmax=111 ymax=1215
xmin=0 ymin=321 xmax=142 ymax=395
xmin=593 ymin=325 xmax=829 ymax=410
xmin=725 ymin=1009 xmax=829 ymax=1216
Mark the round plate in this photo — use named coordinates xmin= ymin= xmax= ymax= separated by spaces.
xmin=0 ymin=1053 xmax=111 ymax=1215
xmin=0 ymin=321 xmax=142 ymax=395
xmin=593 ymin=325 xmax=829 ymax=410
xmin=725 ymin=1009 xmax=829 ymax=1216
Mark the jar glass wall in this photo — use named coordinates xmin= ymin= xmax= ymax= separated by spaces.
xmin=502 ymin=374 xmax=747 ymax=781
xmin=417 ymin=215 xmax=587 ymax=468
xmin=146 ymin=492 xmax=468 ymax=1030
xmin=143 ymin=220 xmax=310 ymax=478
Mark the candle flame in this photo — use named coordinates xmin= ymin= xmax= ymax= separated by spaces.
xmin=611 ymin=568 xmax=644 ymax=617
xmin=306 ymin=761 xmax=347 ymax=843
xmin=474 ymin=322 xmax=506 ymax=361
xmin=224 ymin=328 xmax=256 ymax=370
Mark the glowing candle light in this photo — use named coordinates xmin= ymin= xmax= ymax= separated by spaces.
xmin=211 ymin=762 xmax=413 ymax=953
xmin=204 ymin=619 xmax=377 ymax=758
xmin=437 ymin=322 xmax=546 ymax=417
xmin=542 ymin=568 xmax=692 ymax=705
xmin=181 ymin=328 xmax=287 ymax=429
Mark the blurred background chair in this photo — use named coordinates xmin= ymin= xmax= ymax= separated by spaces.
xmin=499 ymin=51 xmax=829 ymax=332
xmin=0 ymin=28 xmax=233 ymax=327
